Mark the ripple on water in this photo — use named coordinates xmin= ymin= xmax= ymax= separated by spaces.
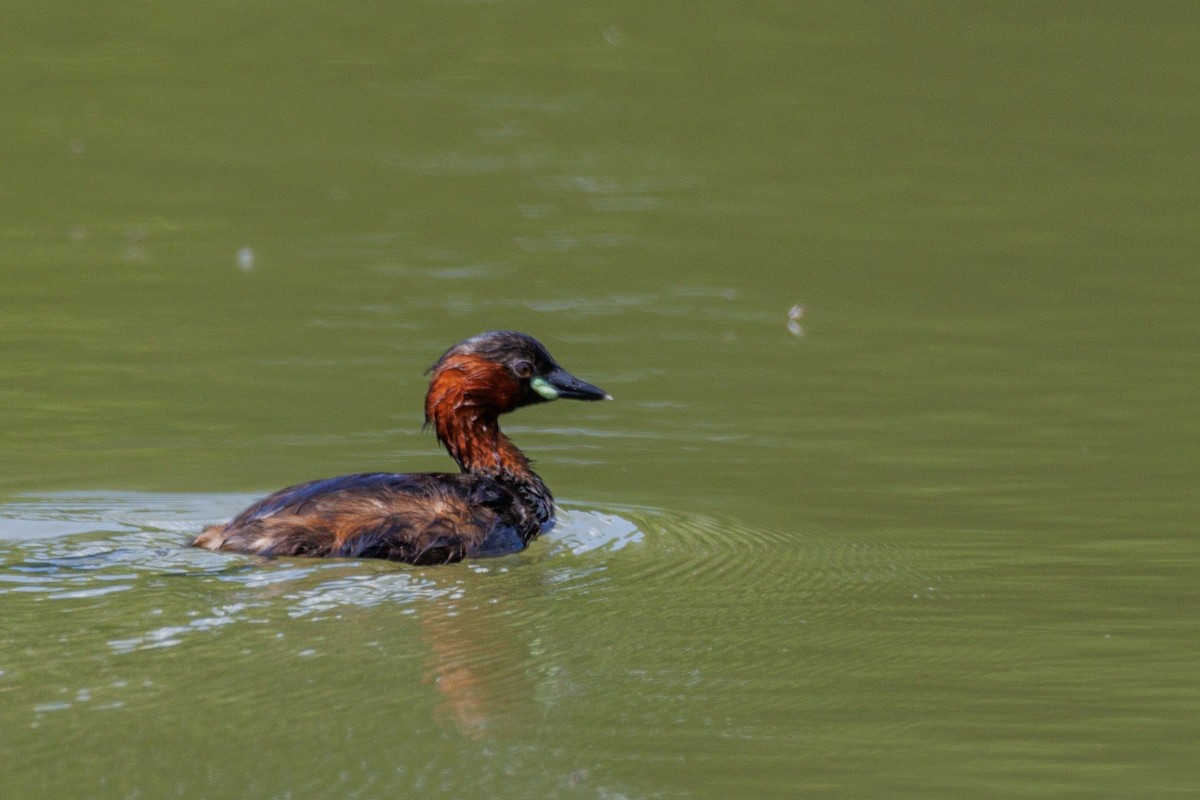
xmin=538 ymin=501 xmax=953 ymax=706
xmin=562 ymin=502 xmax=926 ymax=602
xmin=0 ymin=493 xmax=657 ymax=645
xmin=0 ymin=491 xmax=934 ymax=664
xmin=0 ymin=490 xmax=954 ymax=751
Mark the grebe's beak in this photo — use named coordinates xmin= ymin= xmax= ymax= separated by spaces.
xmin=532 ymin=368 xmax=612 ymax=402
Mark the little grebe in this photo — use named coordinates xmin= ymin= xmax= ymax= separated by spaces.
xmin=192 ymin=331 xmax=609 ymax=564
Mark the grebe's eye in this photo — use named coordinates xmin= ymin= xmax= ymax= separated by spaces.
xmin=512 ymin=360 xmax=533 ymax=379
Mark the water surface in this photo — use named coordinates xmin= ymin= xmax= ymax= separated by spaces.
xmin=2 ymin=2 xmax=1198 ymax=798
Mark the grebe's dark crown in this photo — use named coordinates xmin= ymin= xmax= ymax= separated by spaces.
xmin=431 ymin=331 xmax=554 ymax=372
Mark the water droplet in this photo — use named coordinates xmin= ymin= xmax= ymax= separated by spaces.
xmin=237 ymin=247 xmax=255 ymax=271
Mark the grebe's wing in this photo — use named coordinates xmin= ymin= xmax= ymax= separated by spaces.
xmin=222 ymin=473 xmax=431 ymax=526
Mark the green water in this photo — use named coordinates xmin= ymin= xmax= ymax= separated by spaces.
xmin=2 ymin=3 xmax=1198 ymax=798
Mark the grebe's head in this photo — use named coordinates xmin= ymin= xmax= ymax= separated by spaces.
xmin=425 ymin=331 xmax=610 ymax=422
